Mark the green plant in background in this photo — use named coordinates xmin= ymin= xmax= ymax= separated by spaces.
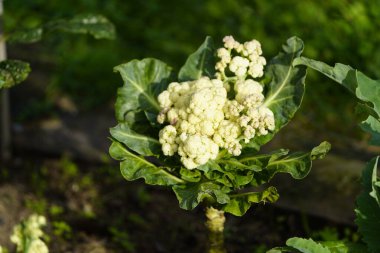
xmin=109 ymin=35 xmax=330 ymax=252
xmin=267 ymin=58 xmax=380 ymax=253
xmin=0 ymin=13 xmax=115 ymax=91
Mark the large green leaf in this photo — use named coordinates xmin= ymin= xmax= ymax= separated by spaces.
xmin=294 ymin=57 xmax=380 ymax=144
xmin=109 ymin=141 xmax=184 ymax=186
xmin=251 ymin=37 xmax=307 ymax=148
xmin=241 ymin=142 xmax=330 ymax=186
xmin=0 ymin=60 xmax=31 ymax=89
xmin=9 ymin=14 xmax=115 ymax=43
xmin=222 ymin=186 xmax=279 ymax=216
xmin=172 ymin=181 xmax=230 ymax=210
xmin=355 ymin=156 xmax=380 ymax=253
xmin=293 ymin=57 xmax=357 ymax=94
xmin=110 ymin=123 xmax=161 ymax=156
xmin=114 ymin=58 xmax=173 ymax=124
xmin=286 ymin=238 xmax=330 ymax=253
xmin=178 ymin=36 xmax=216 ymax=81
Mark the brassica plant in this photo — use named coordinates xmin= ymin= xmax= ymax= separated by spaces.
xmin=109 ymin=36 xmax=330 ymax=252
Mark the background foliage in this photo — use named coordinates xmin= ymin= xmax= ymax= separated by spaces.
xmin=5 ymin=0 xmax=380 ymax=136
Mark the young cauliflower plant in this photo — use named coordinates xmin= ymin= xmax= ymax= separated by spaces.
xmin=109 ymin=35 xmax=330 ymax=252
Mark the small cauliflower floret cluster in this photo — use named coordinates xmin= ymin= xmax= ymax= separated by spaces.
xmin=157 ymin=76 xmax=275 ymax=169
xmin=10 ymin=214 xmax=49 ymax=253
xmin=216 ymin=35 xmax=266 ymax=79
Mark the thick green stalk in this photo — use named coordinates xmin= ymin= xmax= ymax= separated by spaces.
xmin=205 ymin=207 xmax=227 ymax=253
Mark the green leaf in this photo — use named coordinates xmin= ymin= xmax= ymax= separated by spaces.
xmin=286 ymin=237 xmax=330 ymax=253
xmin=355 ymin=156 xmax=380 ymax=253
xmin=222 ymin=186 xmax=279 ymax=216
xmin=0 ymin=60 xmax=31 ymax=89
xmin=355 ymin=103 xmax=379 ymax=122
xmin=320 ymin=241 xmax=369 ymax=253
xmin=114 ymin=58 xmax=173 ymax=124
xmin=268 ymin=241 xmax=369 ymax=253
xmin=360 ymin=116 xmax=380 ymax=146
xmin=178 ymin=36 xmax=216 ymax=81
xmin=9 ymin=14 xmax=115 ymax=43
xmin=240 ymin=149 xmax=290 ymax=168
xmin=172 ymin=181 xmax=230 ymax=210
xmin=110 ymin=123 xmax=161 ymax=156
xmin=293 ymin=57 xmax=357 ymax=94
xmin=294 ymin=57 xmax=380 ymax=143
xmin=251 ymin=37 xmax=307 ymax=148
xmin=266 ymin=247 xmax=295 ymax=253
xmin=246 ymin=142 xmax=330 ymax=186
xmin=179 ymin=168 xmax=201 ymax=183
xmin=109 ymin=141 xmax=184 ymax=186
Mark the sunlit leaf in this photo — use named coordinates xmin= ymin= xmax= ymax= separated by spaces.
xmin=110 ymin=123 xmax=161 ymax=156
xmin=0 ymin=60 xmax=31 ymax=89
xmin=114 ymin=58 xmax=173 ymax=125
xmin=178 ymin=36 xmax=216 ymax=81
xmin=355 ymin=156 xmax=380 ymax=253
xmin=172 ymin=181 xmax=230 ymax=210
xmin=250 ymin=37 xmax=307 ymax=148
xmin=293 ymin=57 xmax=357 ymax=94
xmin=222 ymin=186 xmax=279 ymax=216
xmin=294 ymin=57 xmax=380 ymax=144
xmin=320 ymin=241 xmax=369 ymax=253
xmin=109 ymin=141 xmax=184 ymax=186
xmin=286 ymin=237 xmax=330 ymax=253
xmin=268 ymin=240 xmax=369 ymax=253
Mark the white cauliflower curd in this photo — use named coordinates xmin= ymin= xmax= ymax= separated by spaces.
xmin=157 ymin=36 xmax=275 ymax=169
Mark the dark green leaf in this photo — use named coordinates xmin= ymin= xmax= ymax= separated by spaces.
xmin=9 ymin=14 xmax=115 ymax=43
xmin=246 ymin=142 xmax=330 ymax=186
xmin=114 ymin=58 xmax=173 ymax=124
xmin=355 ymin=103 xmax=379 ymax=122
xmin=110 ymin=123 xmax=161 ymax=156
xmin=172 ymin=181 xmax=230 ymax=210
xmin=179 ymin=168 xmax=201 ymax=183
xmin=355 ymin=156 xmax=380 ymax=253
xmin=109 ymin=141 xmax=184 ymax=186
xmin=223 ymin=186 xmax=279 ymax=216
xmin=286 ymin=238 xmax=330 ymax=253
xmin=8 ymin=28 xmax=43 ymax=44
xmin=178 ymin=36 xmax=216 ymax=81
xmin=46 ymin=14 xmax=116 ymax=39
xmin=250 ymin=37 xmax=307 ymax=148
xmin=0 ymin=60 xmax=31 ymax=89
xmin=239 ymin=149 xmax=290 ymax=168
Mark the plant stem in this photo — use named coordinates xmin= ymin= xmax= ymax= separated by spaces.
xmin=205 ymin=207 xmax=227 ymax=253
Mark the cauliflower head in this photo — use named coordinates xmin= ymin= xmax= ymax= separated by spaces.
xmin=157 ymin=36 xmax=275 ymax=169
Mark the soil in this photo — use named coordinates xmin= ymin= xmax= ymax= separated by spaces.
xmin=0 ymin=154 xmax=359 ymax=253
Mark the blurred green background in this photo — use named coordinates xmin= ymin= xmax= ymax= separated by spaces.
xmin=5 ymin=0 xmax=380 ymax=136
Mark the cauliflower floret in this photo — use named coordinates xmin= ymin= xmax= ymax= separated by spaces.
xmin=216 ymin=35 xmax=266 ymax=80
